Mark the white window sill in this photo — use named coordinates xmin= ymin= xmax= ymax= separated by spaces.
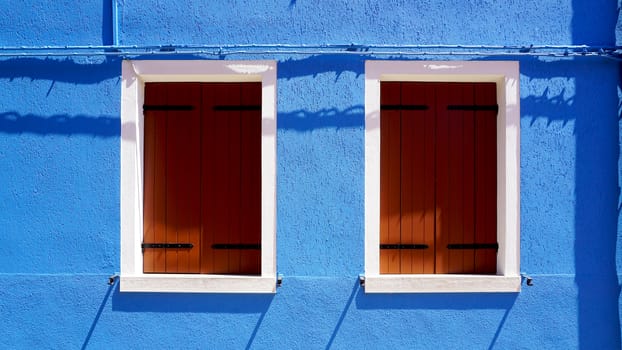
xmin=120 ymin=274 xmax=277 ymax=293
xmin=363 ymin=274 xmax=521 ymax=293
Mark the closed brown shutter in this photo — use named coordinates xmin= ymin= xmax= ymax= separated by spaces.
xmin=380 ymin=82 xmax=497 ymax=274
xmin=143 ymin=82 xmax=261 ymax=275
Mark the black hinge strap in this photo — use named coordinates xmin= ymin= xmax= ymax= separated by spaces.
xmin=143 ymin=105 xmax=195 ymax=111
xmin=380 ymin=244 xmax=429 ymax=250
xmin=447 ymin=105 xmax=498 ymax=112
xmin=212 ymin=243 xmax=261 ymax=250
xmin=447 ymin=243 xmax=499 ymax=251
xmin=213 ymin=105 xmax=261 ymax=111
xmin=141 ymin=243 xmax=194 ymax=249
xmin=381 ymin=104 xmax=429 ymax=111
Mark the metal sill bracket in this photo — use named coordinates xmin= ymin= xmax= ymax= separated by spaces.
xmin=521 ymin=273 xmax=533 ymax=286
xmin=277 ymin=274 xmax=283 ymax=288
xmin=108 ymin=274 xmax=119 ymax=285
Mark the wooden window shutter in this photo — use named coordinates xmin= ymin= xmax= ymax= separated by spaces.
xmin=380 ymin=82 xmax=435 ymax=274
xmin=201 ymin=82 xmax=262 ymax=275
xmin=142 ymin=82 xmax=261 ymax=275
xmin=143 ymin=82 xmax=202 ymax=274
xmin=380 ymin=82 xmax=497 ymax=275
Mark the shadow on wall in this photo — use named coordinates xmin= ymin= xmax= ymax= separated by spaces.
xmin=111 ymin=285 xmax=274 ymax=349
xmin=77 ymin=284 xmax=274 ymax=349
xmin=353 ymin=278 xmax=517 ymax=350
xmin=278 ymin=54 xmax=367 ymax=81
xmin=111 ymin=286 xmax=274 ymax=313
xmin=0 ymin=57 xmax=120 ymax=84
xmin=0 ymin=112 xmax=119 ymax=137
xmin=278 ymin=106 xmax=364 ymax=131
xmin=521 ymin=54 xmax=622 ymax=348
xmin=572 ymin=59 xmax=621 ymax=348
xmin=82 ymin=281 xmax=115 ymax=350
xmin=521 ymin=89 xmax=574 ymax=127
xmin=356 ymin=287 xmax=517 ymax=311
xmin=571 ymin=1 xmax=622 ymax=349
xmin=0 ymin=57 xmax=121 ymax=138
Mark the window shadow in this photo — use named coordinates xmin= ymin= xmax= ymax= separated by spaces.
xmin=328 ymin=279 xmax=517 ymax=349
xmin=92 ymin=283 xmax=274 ymax=349
xmin=111 ymin=287 xmax=274 ymax=349
xmin=110 ymin=284 xmax=274 ymax=313
xmin=0 ymin=57 xmax=120 ymax=84
xmin=356 ymin=288 xmax=517 ymax=311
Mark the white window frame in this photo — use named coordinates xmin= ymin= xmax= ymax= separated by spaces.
xmin=120 ymin=60 xmax=277 ymax=293
xmin=364 ymin=60 xmax=521 ymax=293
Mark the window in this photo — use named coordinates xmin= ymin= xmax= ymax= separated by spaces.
xmin=142 ymin=82 xmax=262 ymax=275
xmin=380 ymin=81 xmax=497 ymax=275
xmin=364 ymin=61 xmax=520 ymax=293
xmin=120 ymin=61 xmax=277 ymax=293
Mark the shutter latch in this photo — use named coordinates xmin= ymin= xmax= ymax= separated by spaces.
xmin=141 ymin=243 xmax=194 ymax=249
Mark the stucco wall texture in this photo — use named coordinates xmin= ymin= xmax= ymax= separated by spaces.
xmin=0 ymin=1 xmax=620 ymax=349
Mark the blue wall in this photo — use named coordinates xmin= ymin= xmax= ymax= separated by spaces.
xmin=0 ymin=1 xmax=620 ymax=348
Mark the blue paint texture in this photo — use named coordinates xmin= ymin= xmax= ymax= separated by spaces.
xmin=0 ymin=1 xmax=621 ymax=349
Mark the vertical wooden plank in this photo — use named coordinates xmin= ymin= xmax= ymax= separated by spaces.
xmin=186 ymin=84 xmax=203 ymax=274
xmin=200 ymin=83 xmax=215 ymax=274
xmin=434 ymin=83 xmax=450 ymax=274
xmin=215 ymin=83 xmax=231 ymax=274
xmin=239 ymin=82 xmax=262 ymax=275
xmin=202 ymin=83 xmax=227 ymax=274
xmin=447 ymin=83 xmax=466 ymax=274
xmin=400 ymin=82 xmax=435 ymax=274
xmin=462 ymin=85 xmax=476 ymax=273
xmin=147 ymin=83 xmax=169 ymax=273
xmin=167 ymin=84 xmax=183 ymax=273
xmin=474 ymin=82 xmax=498 ymax=274
xmin=142 ymin=83 xmax=161 ymax=273
xmin=422 ymin=85 xmax=436 ymax=274
xmin=164 ymin=84 xmax=181 ymax=273
xmin=153 ymin=85 xmax=169 ymax=274
xmin=167 ymin=83 xmax=202 ymax=273
xmin=400 ymin=83 xmax=415 ymax=274
xmin=227 ymin=84 xmax=242 ymax=274
xmin=380 ymin=82 xmax=402 ymax=274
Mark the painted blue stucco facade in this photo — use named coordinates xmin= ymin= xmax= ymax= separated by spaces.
xmin=0 ymin=1 xmax=621 ymax=348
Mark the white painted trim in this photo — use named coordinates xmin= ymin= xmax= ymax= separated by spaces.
xmin=364 ymin=275 xmax=521 ymax=293
xmin=121 ymin=275 xmax=276 ymax=294
xmin=364 ymin=60 xmax=520 ymax=293
xmin=120 ymin=60 xmax=277 ymax=293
